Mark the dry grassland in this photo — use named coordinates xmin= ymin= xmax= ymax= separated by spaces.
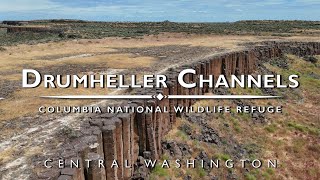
xmin=0 ymin=33 xmax=319 ymax=121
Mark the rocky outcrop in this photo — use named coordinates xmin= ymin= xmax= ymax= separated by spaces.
xmin=35 ymin=41 xmax=320 ymax=180
xmin=2 ymin=21 xmax=29 ymax=26
xmin=6 ymin=27 xmax=62 ymax=34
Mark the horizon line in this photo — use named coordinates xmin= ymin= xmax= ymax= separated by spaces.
xmin=1 ymin=19 xmax=320 ymax=23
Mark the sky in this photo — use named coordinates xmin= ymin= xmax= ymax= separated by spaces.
xmin=0 ymin=0 xmax=319 ymax=22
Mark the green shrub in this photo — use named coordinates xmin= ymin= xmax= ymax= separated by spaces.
xmin=287 ymin=122 xmax=320 ymax=135
xmin=265 ymin=123 xmax=277 ymax=133
xmin=151 ymin=165 xmax=169 ymax=177
xmin=197 ymin=167 xmax=207 ymax=178
xmin=176 ymin=130 xmax=188 ymax=141
xmin=245 ymin=173 xmax=256 ymax=180
xmin=215 ymin=153 xmax=231 ymax=161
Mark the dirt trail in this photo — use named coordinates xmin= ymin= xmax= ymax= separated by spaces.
xmin=0 ymin=45 xmax=232 ymax=180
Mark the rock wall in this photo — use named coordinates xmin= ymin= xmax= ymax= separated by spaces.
xmin=2 ymin=21 xmax=29 ymax=26
xmin=36 ymin=41 xmax=320 ymax=180
xmin=6 ymin=27 xmax=62 ymax=34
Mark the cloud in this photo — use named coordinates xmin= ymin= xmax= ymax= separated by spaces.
xmin=0 ymin=0 xmax=319 ymax=21
xmin=0 ymin=0 xmax=59 ymax=12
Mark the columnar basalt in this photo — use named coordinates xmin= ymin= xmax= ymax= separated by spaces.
xmin=36 ymin=41 xmax=320 ymax=180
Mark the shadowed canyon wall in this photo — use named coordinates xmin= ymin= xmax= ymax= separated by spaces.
xmin=36 ymin=41 xmax=320 ymax=180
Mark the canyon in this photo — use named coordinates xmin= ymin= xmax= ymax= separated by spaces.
xmin=31 ymin=41 xmax=320 ymax=180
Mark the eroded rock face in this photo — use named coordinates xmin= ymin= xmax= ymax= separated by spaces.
xmin=183 ymin=175 xmax=192 ymax=180
xmin=185 ymin=113 xmax=208 ymax=125
xmin=252 ymin=112 xmax=267 ymax=124
xmin=131 ymin=156 xmax=150 ymax=180
xmin=179 ymin=124 xmax=192 ymax=135
xmin=303 ymin=56 xmax=318 ymax=63
xmin=32 ymin=41 xmax=320 ymax=180
xmin=199 ymin=126 xmax=221 ymax=145
xmin=162 ymin=141 xmax=183 ymax=158
xmin=161 ymin=141 xmax=192 ymax=158
xmin=196 ymin=151 xmax=211 ymax=171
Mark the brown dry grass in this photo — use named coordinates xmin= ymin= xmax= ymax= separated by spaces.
xmin=0 ymin=38 xmax=156 ymax=121
xmin=227 ymin=55 xmax=319 ymax=179
xmin=0 ymin=34 xmax=318 ymax=122
xmin=0 ymin=147 xmax=17 ymax=164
